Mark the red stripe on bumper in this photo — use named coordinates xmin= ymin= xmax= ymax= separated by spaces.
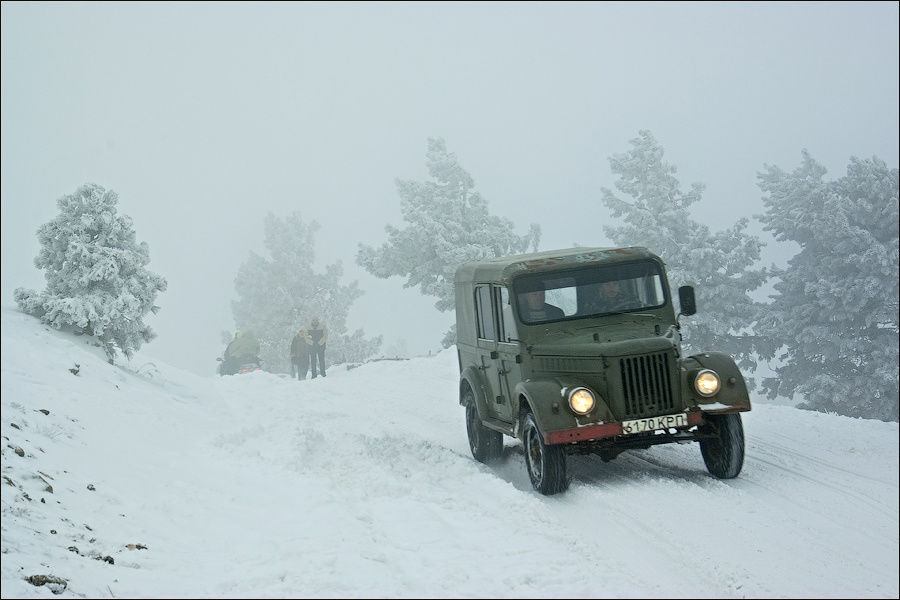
xmin=545 ymin=422 xmax=622 ymax=444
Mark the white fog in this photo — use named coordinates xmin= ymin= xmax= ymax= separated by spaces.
xmin=2 ymin=4 xmax=899 ymax=598
xmin=2 ymin=2 xmax=897 ymax=377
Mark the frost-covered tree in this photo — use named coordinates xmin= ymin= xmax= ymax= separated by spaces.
xmin=756 ymin=151 xmax=899 ymax=421
xmin=600 ymin=131 xmax=768 ymax=377
xmin=231 ymin=212 xmax=381 ymax=373
xmin=357 ymin=137 xmax=540 ymax=346
xmin=14 ymin=183 xmax=167 ymax=362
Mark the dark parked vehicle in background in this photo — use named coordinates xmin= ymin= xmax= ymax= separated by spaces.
xmin=216 ymin=356 xmax=262 ymax=376
xmin=454 ymin=246 xmax=751 ymax=495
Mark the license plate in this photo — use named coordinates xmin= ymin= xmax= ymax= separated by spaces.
xmin=622 ymin=413 xmax=688 ymax=435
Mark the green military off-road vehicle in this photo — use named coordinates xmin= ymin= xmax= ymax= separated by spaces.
xmin=454 ymin=246 xmax=750 ymax=495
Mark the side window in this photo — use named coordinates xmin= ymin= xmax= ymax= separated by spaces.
xmin=497 ymin=286 xmax=518 ymax=343
xmin=475 ymin=285 xmax=496 ymax=340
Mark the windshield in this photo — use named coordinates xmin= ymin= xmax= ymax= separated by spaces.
xmin=513 ymin=260 xmax=667 ymax=325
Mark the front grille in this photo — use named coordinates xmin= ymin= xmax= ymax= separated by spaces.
xmin=619 ymin=352 xmax=675 ymax=417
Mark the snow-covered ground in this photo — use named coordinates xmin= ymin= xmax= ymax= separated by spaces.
xmin=1 ymin=306 xmax=897 ymax=598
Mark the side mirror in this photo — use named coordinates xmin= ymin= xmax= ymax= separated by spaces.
xmin=678 ymin=286 xmax=696 ymax=316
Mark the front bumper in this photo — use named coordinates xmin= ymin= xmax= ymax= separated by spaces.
xmin=544 ymin=410 xmax=705 ymax=445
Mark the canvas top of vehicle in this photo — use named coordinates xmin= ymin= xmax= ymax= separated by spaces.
xmin=454 ymin=246 xmax=751 ymax=495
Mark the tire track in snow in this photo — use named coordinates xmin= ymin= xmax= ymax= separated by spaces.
xmin=751 ymin=430 xmax=895 ymax=486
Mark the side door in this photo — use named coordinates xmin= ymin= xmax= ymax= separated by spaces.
xmin=474 ymin=284 xmax=510 ymax=423
xmin=493 ymin=285 xmax=522 ymax=423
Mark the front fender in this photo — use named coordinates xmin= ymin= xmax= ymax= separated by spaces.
xmin=513 ymin=377 xmax=614 ymax=437
xmin=682 ymin=352 xmax=752 ymax=413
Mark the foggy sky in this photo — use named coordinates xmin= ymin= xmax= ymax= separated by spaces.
xmin=2 ymin=1 xmax=898 ymax=376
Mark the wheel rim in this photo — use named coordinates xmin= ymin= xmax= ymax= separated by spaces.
xmin=466 ymin=403 xmax=481 ymax=452
xmin=526 ymin=425 xmax=543 ymax=485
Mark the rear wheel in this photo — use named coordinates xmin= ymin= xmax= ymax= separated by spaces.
xmin=464 ymin=391 xmax=502 ymax=463
xmin=700 ymin=413 xmax=745 ymax=479
xmin=523 ymin=412 xmax=568 ymax=495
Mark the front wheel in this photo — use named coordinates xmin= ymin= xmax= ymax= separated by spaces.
xmin=465 ymin=392 xmax=502 ymax=463
xmin=523 ymin=413 xmax=568 ymax=495
xmin=700 ymin=413 xmax=745 ymax=479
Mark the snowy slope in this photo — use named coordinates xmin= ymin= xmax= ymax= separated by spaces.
xmin=1 ymin=306 xmax=897 ymax=598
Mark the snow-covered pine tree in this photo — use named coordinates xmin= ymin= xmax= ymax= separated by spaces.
xmin=600 ymin=131 xmax=768 ymax=379
xmin=756 ymin=151 xmax=899 ymax=421
xmin=14 ymin=183 xmax=167 ymax=362
xmin=231 ymin=212 xmax=381 ymax=373
xmin=357 ymin=137 xmax=540 ymax=346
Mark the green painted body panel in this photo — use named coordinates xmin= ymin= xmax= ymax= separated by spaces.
xmin=455 ymin=246 xmax=751 ymax=446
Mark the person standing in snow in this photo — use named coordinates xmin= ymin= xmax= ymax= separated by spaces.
xmin=307 ymin=317 xmax=328 ymax=378
xmin=290 ymin=326 xmax=312 ymax=380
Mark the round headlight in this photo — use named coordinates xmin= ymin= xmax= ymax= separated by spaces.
xmin=694 ymin=369 xmax=720 ymax=397
xmin=568 ymin=387 xmax=595 ymax=415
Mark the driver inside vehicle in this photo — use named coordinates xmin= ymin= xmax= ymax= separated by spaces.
xmin=584 ymin=280 xmax=638 ymax=314
xmin=518 ymin=289 xmax=565 ymax=323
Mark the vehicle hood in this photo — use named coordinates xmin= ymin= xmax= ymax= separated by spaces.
xmin=527 ymin=324 xmax=680 ymax=358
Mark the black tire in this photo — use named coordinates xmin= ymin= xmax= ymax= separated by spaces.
xmin=700 ymin=413 xmax=745 ymax=479
xmin=464 ymin=391 xmax=502 ymax=463
xmin=523 ymin=412 xmax=568 ymax=495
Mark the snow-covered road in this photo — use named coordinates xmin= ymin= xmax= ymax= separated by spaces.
xmin=2 ymin=307 xmax=898 ymax=598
